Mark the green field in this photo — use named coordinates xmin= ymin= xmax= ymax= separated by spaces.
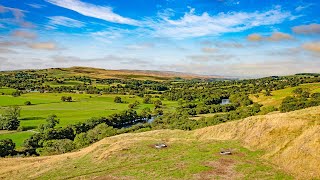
xmin=250 ymin=83 xmax=320 ymax=107
xmin=0 ymin=87 xmax=16 ymax=95
xmin=0 ymin=92 xmax=178 ymax=147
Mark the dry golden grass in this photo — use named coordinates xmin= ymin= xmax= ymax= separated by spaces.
xmin=0 ymin=107 xmax=319 ymax=179
xmin=195 ymin=106 xmax=320 ymax=179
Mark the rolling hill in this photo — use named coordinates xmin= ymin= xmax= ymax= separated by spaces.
xmin=0 ymin=106 xmax=319 ymax=179
xmin=2 ymin=66 xmax=225 ymax=80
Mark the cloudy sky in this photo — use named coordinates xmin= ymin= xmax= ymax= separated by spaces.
xmin=0 ymin=0 xmax=319 ymax=77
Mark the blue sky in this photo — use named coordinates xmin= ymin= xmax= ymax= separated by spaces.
xmin=0 ymin=0 xmax=319 ymax=77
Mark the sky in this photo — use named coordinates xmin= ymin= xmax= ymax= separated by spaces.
xmin=0 ymin=0 xmax=319 ymax=77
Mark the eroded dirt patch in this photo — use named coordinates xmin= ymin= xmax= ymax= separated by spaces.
xmin=195 ymin=158 xmax=242 ymax=180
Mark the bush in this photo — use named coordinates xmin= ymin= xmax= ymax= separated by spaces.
xmin=0 ymin=139 xmax=15 ymax=157
xmin=12 ymin=91 xmax=21 ymax=97
xmin=143 ymin=95 xmax=152 ymax=104
xmin=17 ymin=126 xmax=28 ymax=132
xmin=37 ymin=139 xmax=75 ymax=155
xmin=114 ymin=96 xmax=122 ymax=103
xmin=61 ymin=96 xmax=72 ymax=102
xmin=24 ymin=101 xmax=32 ymax=106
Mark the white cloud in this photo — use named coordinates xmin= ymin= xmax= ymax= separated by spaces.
xmin=27 ymin=3 xmax=46 ymax=9
xmin=147 ymin=7 xmax=294 ymax=39
xmin=48 ymin=16 xmax=85 ymax=28
xmin=295 ymin=4 xmax=313 ymax=12
xmin=46 ymin=0 xmax=139 ymax=25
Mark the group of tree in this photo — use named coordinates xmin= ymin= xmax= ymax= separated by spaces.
xmin=61 ymin=96 xmax=72 ymax=102
xmin=280 ymin=88 xmax=320 ymax=112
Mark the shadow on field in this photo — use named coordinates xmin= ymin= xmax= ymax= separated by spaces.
xmin=20 ymin=117 xmax=44 ymax=121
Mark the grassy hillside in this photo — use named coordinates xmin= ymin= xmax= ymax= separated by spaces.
xmin=195 ymin=106 xmax=320 ymax=179
xmin=1 ymin=106 xmax=319 ymax=179
xmin=6 ymin=66 xmax=223 ymax=80
xmin=250 ymin=82 xmax=320 ymax=107
xmin=0 ymin=130 xmax=291 ymax=180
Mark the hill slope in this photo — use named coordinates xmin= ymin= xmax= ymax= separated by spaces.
xmin=4 ymin=66 xmax=224 ymax=80
xmin=0 ymin=107 xmax=319 ymax=179
xmin=195 ymin=106 xmax=320 ymax=179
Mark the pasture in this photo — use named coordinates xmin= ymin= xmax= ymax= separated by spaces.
xmin=250 ymin=82 xmax=320 ymax=107
xmin=0 ymin=92 xmax=178 ymax=147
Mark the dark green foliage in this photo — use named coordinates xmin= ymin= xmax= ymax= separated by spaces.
xmin=24 ymin=101 xmax=32 ymax=105
xmin=11 ymin=91 xmax=21 ymax=97
xmin=0 ymin=106 xmax=21 ymax=130
xmin=229 ymin=94 xmax=252 ymax=106
xmin=61 ymin=96 xmax=72 ymax=102
xmin=280 ymin=92 xmax=320 ymax=112
xmin=114 ymin=96 xmax=122 ymax=103
xmin=37 ymin=139 xmax=75 ymax=155
xmin=74 ymin=124 xmax=116 ymax=148
xmin=153 ymin=99 xmax=162 ymax=109
xmin=143 ymin=95 xmax=152 ymax=104
xmin=39 ymin=114 xmax=60 ymax=132
xmin=0 ymin=139 xmax=15 ymax=157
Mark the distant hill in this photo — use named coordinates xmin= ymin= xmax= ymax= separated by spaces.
xmin=1 ymin=106 xmax=319 ymax=179
xmin=3 ymin=66 xmax=226 ymax=80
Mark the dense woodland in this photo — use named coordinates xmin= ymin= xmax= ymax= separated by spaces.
xmin=1 ymin=70 xmax=320 ymax=156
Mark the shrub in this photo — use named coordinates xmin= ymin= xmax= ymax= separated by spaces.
xmin=114 ymin=96 xmax=122 ymax=103
xmin=24 ymin=101 xmax=32 ymax=106
xmin=37 ymin=139 xmax=75 ymax=156
xmin=0 ymin=139 xmax=15 ymax=157
xmin=12 ymin=91 xmax=21 ymax=97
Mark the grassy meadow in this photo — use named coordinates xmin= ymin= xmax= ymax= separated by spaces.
xmin=0 ymin=92 xmax=178 ymax=148
xmin=250 ymin=82 xmax=320 ymax=107
xmin=0 ymin=130 xmax=292 ymax=179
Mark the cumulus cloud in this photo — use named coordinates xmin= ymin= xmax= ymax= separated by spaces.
xmin=148 ymin=7 xmax=294 ymax=39
xmin=48 ymin=16 xmax=85 ymax=28
xmin=11 ymin=30 xmax=37 ymax=39
xmin=28 ymin=42 xmax=57 ymax=50
xmin=302 ymin=42 xmax=320 ymax=53
xmin=268 ymin=32 xmax=293 ymax=41
xmin=247 ymin=32 xmax=292 ymax=42
xmin=46 ymin=0 xmax=139 ymax=25
xmin=292 ymin=24 xmax=320 ymax=34
xmin=247 ymin=33 xmax=262 ymax=41
xmin=201 ymin=47 xmax=218 ymax=53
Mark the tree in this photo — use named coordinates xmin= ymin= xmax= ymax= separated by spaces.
xmin=37 ymin=139 xmax=74 ymax=155
xmin=114 ymin=96 xmax=122 ymax=103
xmin=153 ymin=100 xmax=162 ymax=109
xmin=265 ymin=89 xmax=272 ymax=96
xmin=188 ymin=109 xmax=197 ymax=116
xmin=61 ymin=96 xmax=72 ymax=102
xmin=0 ymin=106 xmax=21 ymax=130
xmin=24 ymin=101 xmax=32 ymax=106
xmin=46 ymin=114 xmax=60 ymax=129
xmin=143 ymin=95 xmax=152 ymax=104
xmin=39 ymin=114 xmax=60 ymax=132
xmin=12 ymin=91 xmax=21 ymax=97
xmin=0 ymin=139 xmax=15 ymax=157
